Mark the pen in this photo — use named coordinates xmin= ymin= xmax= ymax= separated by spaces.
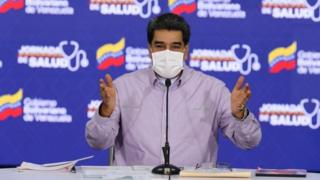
xmin=195 ymin=163 xmax=201 ymax=169
xmin=71 ymin=166 xmax=76 ymax=173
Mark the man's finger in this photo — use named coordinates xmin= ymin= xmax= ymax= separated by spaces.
xmin=243 ymin=83 xmax=251 ymax=96
xmin=105 ymin=74 xmax=114 ymax=88
xmin=233 ymin=76 xmax=245 ymax=91
xmin=243 ymin=83 xmax=250 ymax=92
xmin=99 ymin=78 xmax=106 ymax=86
xmin=100 ymin=78 xmax=106 ymax=89
xmin=246 ymin=90 xmax=251 ymax=98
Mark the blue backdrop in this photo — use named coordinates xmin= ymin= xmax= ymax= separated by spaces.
xmin=1 ymin=0 xmax=320 ymax=171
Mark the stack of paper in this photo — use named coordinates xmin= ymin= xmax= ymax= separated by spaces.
xmin=180 ymin=169 xmax=252 ymax=178
xmin=255 ymin=167 xmax=307 ymax=177
xmin=80 ymin=166 xmax=151 ymax=180
xmin=17 ymin=155 xmax=94 ymax=171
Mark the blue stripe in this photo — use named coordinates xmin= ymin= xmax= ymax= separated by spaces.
xmin=0 ymin=102 xmax=21 ymax=112
xmin=0 ymin=0 xmax=8 ymax=7
xmin=97 ymin=51 xmax=123 ymax=64
xmin=269 ymin=54 xmax=295 ymax=67
xmin=170 ymin=0 xmax=194 ymax=10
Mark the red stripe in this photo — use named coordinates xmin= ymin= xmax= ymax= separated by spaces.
xmin=172 ymin=3 xmax=196 ymax=15
xmin=0 ymin=0 xmax=24 ymax=13
xmin=0 ymin=107 xmax=23 ymax=121
xmin=270 ymin=59 xmax=296 ymax=74
xmin=98 ymin=56 xmax=125 ymax=70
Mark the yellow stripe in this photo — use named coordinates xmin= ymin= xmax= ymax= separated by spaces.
xmin=96 ymin=38 xmax=125 ymax=59
xmin=268 ymin=42 xmax=297 ymax=64
xmin=168 ymin=0 xmax=176 ymax=6
xmin=0 ymin=89 xmax=23 ymax=107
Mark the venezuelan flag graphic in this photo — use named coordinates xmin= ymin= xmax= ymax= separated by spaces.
xmin=268 ymin=42 xmax=297 ymax=74
xmin=0 ymin=89 xmax=23 ymax=121
xmin=0 ymin=0 xmax=24 ymax=13
xmin=168 ymin=0 xmax=196 ymax=15
xmin=96 ymin=38 xmax=125 ymax=70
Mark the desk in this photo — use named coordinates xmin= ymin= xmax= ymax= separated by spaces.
xmin=0 ymin=166 xmax=319 ymax=180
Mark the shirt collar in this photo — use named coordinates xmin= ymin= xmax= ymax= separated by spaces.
xmin=147 ymin=62 xmax=193 ymax=87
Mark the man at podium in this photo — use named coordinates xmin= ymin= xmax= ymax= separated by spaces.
xmin=86 ymin=13 xmax=262 ymax=167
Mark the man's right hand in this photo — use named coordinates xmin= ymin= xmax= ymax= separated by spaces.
xmin=99 ymin=74 xmax=116 ymax=117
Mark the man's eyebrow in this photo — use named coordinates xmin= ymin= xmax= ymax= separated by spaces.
xmin=153 ymin=41 xmax=184 ymax=46
xmin=154 ymin=41 xmax=165 ymax=44
xmin=172 ymin=42 xmax=183 ymax=45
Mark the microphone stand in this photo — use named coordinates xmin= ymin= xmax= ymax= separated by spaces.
xmin=152 ymin=79 xmax=181 ymax=175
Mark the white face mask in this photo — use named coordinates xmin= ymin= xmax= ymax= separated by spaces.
xmin=151 ymin=50 xmax=184 ymax=79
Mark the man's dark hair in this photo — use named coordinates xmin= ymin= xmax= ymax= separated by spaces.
xmin=147 ymin=13 xmax=191 ymax=45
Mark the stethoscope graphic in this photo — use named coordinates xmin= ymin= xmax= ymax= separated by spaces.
xmin=58 ymin=41 xmax=89 ymax=72
xmin=300 ymin=98 xmax=320 ymax=129
xmin=305 ymin=0 xmax=320 ymax=22
xmin=134 ymin=0 xmax=161 ymax=18
xmin=230 ymin=44 xmax=261 ymax=75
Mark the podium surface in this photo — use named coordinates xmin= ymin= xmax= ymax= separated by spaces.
xmin=0 ymin=166 xmax=319 ymax=180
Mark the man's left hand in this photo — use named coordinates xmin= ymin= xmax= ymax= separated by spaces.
xmin=231 ymin=76 xmax=251 ymax=120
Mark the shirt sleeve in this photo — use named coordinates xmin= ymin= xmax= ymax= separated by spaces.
xmin=217 ymin=85 xmax=262 ymax=149
xmin=85 ymin=92 xmax=121 ymax=150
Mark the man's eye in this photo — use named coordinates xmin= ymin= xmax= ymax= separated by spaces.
xmin=172 ymin=46 xmax=182 ymax=50
xmin=155 ymin=45 xmax=165 ymax=49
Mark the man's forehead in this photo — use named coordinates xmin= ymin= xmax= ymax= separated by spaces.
xmin=152 ymin=30 xmax=183 ymax=43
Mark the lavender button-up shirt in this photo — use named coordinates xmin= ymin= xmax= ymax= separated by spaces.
xmin=86 ymin=66 xmax=262 ymax=167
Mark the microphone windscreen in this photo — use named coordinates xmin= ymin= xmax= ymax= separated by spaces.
xmin=165 ymin=79 xmax=171 ymax=87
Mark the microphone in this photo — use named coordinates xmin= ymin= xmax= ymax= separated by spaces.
xmin=165 ymin=78 xmax=171 ymax=87
xmin=152 ymin=79 xmax=181 ymax=175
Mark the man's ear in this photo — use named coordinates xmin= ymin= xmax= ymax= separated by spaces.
xmin=148 ymin=44 xmax=153 ymax=59
xmin=183 ymin=44 xmax=189 ymax=61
